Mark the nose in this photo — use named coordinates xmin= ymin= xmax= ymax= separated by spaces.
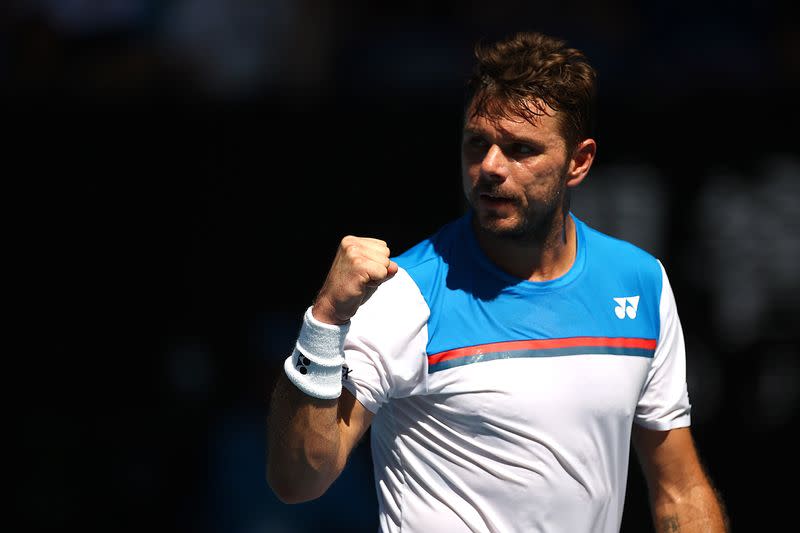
xmin=480 ymin=144 xmax=508 ymax=181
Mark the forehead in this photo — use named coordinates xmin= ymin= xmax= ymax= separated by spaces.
xmin=464 ymin=97 xmax=561 ymax=137
xmin=463 ymin=101 xmax=564 ymax=143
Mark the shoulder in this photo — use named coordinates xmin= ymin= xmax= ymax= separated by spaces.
xmin=578 ymin=216 xmax=664 ymax=280
xmin=390 ymin=214 xmax=467 ymax=297
xmin=576 ymin=216 xmax=667 ymax=310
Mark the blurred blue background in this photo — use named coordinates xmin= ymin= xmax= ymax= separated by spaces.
xmin=8 ymin=1 xmax=797 ymax=532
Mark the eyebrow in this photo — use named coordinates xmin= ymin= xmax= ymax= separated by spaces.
xmin=462 ymin=128 xmax=545 ymax=149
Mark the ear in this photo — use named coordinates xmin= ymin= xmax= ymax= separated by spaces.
xmin=566 ymin=138 xmax=596 ymax=188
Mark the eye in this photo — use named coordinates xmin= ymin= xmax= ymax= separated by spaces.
xmin=511 ymin=143 xmax=536 ymax=156
xmin=465 ymin=135 xmax=489 ymax=150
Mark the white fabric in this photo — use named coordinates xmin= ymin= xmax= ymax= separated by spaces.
xmin=634 ymin=260 xmax=692 ymax=430
xmin=284 ymin=306 xmax=348 ymax=400
xmin=342 ymin=265 xmax=691 ymax=533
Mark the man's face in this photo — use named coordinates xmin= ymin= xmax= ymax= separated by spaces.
xmin=461 ymin=104 xmax=571 ymax=240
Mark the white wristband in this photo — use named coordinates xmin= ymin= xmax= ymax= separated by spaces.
xmin=284 ymin=306 xmax=349 ymax=399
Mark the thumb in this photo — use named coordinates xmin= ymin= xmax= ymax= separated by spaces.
xmin=386 ymin=260 xmax=399 ymax=279
xmin=364 ymin=260 xmax=399 ymax=294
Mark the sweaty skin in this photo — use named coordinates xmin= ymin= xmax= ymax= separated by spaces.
xmin=460 ymin=107 xmax=595 ymax=282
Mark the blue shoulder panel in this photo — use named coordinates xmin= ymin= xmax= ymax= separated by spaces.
xmin=393 ymin=212 xmax=664 ymax=372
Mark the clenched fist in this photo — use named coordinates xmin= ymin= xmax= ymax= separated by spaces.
xmin=311 ymin=236 xmax=399 ymax=325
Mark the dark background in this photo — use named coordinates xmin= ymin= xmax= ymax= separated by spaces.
xmin=8 ymin=1 xmax=798 ymax=532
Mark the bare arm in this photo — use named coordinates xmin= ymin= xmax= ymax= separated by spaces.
xmin=267 ymin=378 xmax=373 ymax=503
xmin=266 ymin=235 xmax=396 ymax=503
xmin=632 ymin=425 xmax=730 ymax=532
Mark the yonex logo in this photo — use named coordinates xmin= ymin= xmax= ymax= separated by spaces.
xmin=613 ymin=296 xmax=640 ymax=319
xmin=296 ymin=353 xmax=311 ymax=374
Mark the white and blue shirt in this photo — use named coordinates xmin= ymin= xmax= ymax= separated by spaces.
xmin=341 ymin=211 xmax=691 ymax=533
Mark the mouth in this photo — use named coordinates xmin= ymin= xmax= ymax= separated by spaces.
xmin=478 ymin=192 xmax=514 ymax=209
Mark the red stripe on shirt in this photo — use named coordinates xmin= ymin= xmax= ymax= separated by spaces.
xmin=427 ymin=337 xmax=658 ymax=366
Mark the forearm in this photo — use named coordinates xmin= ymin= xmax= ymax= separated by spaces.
xmin=650 ymin=482 xmax=729 ymax=533
xmin=266 ymin=237 xmax=392 ymax=502
xmin=267 ymin=374 xmax=345 ymax=503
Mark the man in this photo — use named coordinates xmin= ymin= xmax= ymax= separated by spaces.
xmin=267 ymin=31 xmax=729 ymax=532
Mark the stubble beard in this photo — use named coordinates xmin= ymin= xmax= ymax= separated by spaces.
xmin=471 ymin=178 xmax=568 ymax=247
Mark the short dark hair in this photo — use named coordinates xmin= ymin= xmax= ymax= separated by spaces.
xmin=465 ymin=31 xmax=597 ymax=151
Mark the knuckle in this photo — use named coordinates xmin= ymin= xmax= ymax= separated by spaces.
xmin=345 ymin=244 xmax=362 ymax=260
xmin=341 ymin=237 xmax=362 ymax=256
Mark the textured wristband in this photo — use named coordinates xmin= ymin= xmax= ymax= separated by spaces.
xmin=283 ymin=306 xmax=349 ymax=399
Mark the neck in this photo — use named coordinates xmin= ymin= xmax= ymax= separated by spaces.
xmin=473 ymin=210 xmax=577 ymax=282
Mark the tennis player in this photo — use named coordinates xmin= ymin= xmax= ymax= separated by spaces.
xmin=267 ymin=30 xmax=729 ymax=533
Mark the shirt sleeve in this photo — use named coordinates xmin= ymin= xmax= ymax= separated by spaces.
xmin=341 ymin=267 xmax=430 ymax=414
xmin=634 ymin=259 xmax=692 ymax=430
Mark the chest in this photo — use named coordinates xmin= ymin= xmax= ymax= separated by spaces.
xmin=421 ymin=354 xmax=650 ymax=435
